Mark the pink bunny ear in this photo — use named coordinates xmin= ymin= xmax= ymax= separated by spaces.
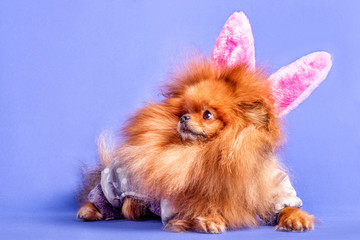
xmin=211 ymin=12 xmax=255 ymax=70
xmin=270 ymin=52 xmax=333 ymax=117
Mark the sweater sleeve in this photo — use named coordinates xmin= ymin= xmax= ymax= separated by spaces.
xmin=263 ymin=168 xmax=303 ymax=225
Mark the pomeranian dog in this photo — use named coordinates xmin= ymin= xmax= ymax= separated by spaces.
xmin=77 ymin=58 xmax=314 ymax=233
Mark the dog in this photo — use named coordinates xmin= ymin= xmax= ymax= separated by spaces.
xmin=77 ymin=59 xmax=314 ymax=233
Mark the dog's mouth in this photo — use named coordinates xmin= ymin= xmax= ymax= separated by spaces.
xmin=177 ymin=123 xmax=206 ymax=140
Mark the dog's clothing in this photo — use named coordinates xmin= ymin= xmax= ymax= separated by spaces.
xmin=88 ymin=160 xmax=176 ymax=224
xmin=88 ymin=159 xmax=302 ymax=225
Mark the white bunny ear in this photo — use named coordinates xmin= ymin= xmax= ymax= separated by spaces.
xmin=270 ymin=52 xmax=333 ymax=117
xmin=211 ymin=12 xmax=255 ymax=70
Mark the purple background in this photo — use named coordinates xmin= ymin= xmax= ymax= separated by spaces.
xmin=1 ymin=0 xmax=359 ymax=239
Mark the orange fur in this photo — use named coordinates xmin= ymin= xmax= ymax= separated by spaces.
xmin=77 ymin=57 xmax=315 ymax=232
xmin=122 ymin=198 xmax=149 ymax=221
xmin=77 ymin=202 xmax=103 ymax=221
xmin=276 ymin=207 xmax=314 ymax=232
xmin=114 ymin=59 xmax=285 ymax=231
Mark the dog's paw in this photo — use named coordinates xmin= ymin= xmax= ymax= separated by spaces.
xmin=192 ymin=216 xmax=226 ymax=234
xmin=122 ymin=197 xmax=148 ymax=221
xmin=165 ymin=217 xmax=226 ymax=234
xmin=77 ymin=202 xmax=103 ymax=221
xmin=164 ymin=219 xmax=191 ymax=232
xmin=275 ymin=207 xmax=314 ymax=232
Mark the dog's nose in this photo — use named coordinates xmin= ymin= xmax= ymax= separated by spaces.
xmin=180 ymin=115 xmax=191 ymax=123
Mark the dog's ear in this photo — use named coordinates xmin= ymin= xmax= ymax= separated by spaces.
xmin=239 ymin=101 xmax=269 ymax=127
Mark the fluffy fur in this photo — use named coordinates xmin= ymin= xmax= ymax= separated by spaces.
xmin=119 ymin=59 xmax=282 ymax=230
xmin=77 ymin=57 xmax=310 ymax=233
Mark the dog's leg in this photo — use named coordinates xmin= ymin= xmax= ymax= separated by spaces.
xmin=165 ymin=215 xmax=226 ymax=234
xmin=121 ymin=197 xmax=150 ymax=221
xmin=77 ymin=202 xmax=103 ymax=221
xmin=275 ymin=207 xmax=314 ymax=232
xmin=191 ymin=216 xmax=226 ymax=233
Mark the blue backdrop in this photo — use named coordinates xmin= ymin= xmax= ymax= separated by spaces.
xmin=1 ymin=1 xmax=359 ymax=239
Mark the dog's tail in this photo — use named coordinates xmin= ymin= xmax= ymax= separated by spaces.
xmin=96 ymin=131 xmax=115 ymax=166
xmin=76 ymin=131 xmax=115 ymax=204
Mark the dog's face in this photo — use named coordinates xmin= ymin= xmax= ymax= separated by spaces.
xmin=174 ymin=71 xmax=274 ymax=143
xmin=177 ymin=109 xmax=221 ymax=141
xmin=176 ymin=79 xmax=234 ymax=141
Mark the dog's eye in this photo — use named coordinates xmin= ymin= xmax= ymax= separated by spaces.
xmin=203 ymin=110 xmax=213 ymax=120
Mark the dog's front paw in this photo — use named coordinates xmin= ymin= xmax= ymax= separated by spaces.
xmin=164 ymin=219 xmax=191 ymax=232
xmin=165 ymin=216 xmax=226 ymax=234
xmin=275 ymin=207 xmax=314 ymax=232
xmin=192 ymin=216 xmax=226 ymax=234
xmin=77 ymin=202 xmax=103 ymax=221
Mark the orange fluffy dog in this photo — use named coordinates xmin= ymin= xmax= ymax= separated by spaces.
xmin=77 ymin=59 xmax=314 ymax=233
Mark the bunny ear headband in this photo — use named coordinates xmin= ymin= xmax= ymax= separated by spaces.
xmin=211 ymin=12 xmax=332 ymax=117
